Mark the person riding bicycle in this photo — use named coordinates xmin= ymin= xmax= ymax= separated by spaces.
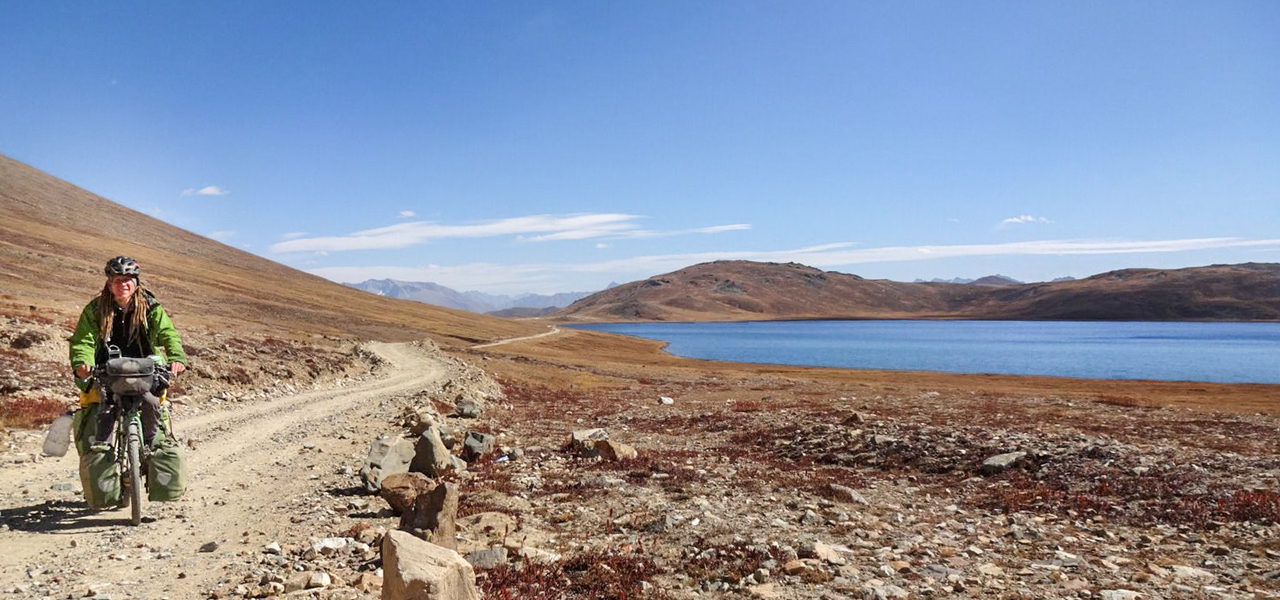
xmin=68 ymin=255 xmax=189 ymax=456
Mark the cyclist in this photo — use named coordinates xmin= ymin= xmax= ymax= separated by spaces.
xmin=69 ymin=256 xmax=189 ymax=449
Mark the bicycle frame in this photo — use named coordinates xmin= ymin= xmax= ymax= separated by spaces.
xmin=94 ymin=372 xmax=152 ymax=526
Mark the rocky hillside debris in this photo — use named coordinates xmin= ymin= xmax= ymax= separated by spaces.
xmin=381 ymin=472 xmax=438 ymax=515
xmin=569 ymin=428 xmax=609 ymax=458
xmin=360 ymin=435 xmax=416 ymax=492
xmin=382 ymin=530 xmax=481 ymax=600
xmin=732 ymin=415 xmax=1280 ymax=526
xmin=402 ymin=482 xmax=461 ymax=550
xmin=8 ymin=329 xmax=49 ymax=350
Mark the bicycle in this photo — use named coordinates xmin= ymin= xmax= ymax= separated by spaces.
xmin=91 ymin=348 xmax=171 ymax=526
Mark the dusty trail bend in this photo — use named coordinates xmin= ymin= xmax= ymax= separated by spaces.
xmin=0 ymin=341 xmax=447 ymax=599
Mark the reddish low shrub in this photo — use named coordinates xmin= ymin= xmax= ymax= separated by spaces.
xmin=0 ymin=396 xmax=68 ymax=428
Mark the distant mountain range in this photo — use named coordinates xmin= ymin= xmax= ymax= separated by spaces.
xmin=344 ymin=279 xmax=601 ymax=315
xmin=557 ymin=260 xmax=1280 ymax=322
xmin=913 ymin=275 xmax=1026 ymax=285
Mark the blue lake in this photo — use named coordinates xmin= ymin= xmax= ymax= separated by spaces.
xmin=569 ymin=320 xmax=1280 ymax=384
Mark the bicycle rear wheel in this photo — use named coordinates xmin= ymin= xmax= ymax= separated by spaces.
xmin=126 ymin=421 xmax=143 ymax=526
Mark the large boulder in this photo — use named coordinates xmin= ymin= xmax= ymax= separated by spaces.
xmin=380 ymin=472 xmax=437 ymax=515
xmin=410 ymin=427 xmax=454 ymax=478
xmin=401 ymin=482 xmax=460 ymax=550
xmin=462 ymin=432 xmax=496 ymax=462
xmin=360 ymin=435 xmax=416 ymax=492
xmin=381 ymin=530 xmax=480 ymax=600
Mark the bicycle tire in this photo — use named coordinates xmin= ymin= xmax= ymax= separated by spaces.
xmin=126 ymin=421 xmax=143 ymax=526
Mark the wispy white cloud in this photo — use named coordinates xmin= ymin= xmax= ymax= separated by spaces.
xmin=181 ymin=185 xmax=230 ymax=197
xmin=307 ymin=236 xmax=1280 ymax=294
xmin=271 ymin=214 xmax=749 ymax=253
xmin=280 ymin=232 xmax=309 ymax=240
xmin=1000 ymin=214 xmax=1050 ymax=226
xmin=398 ymin=210 xmax=416 ymax=218
xmin=596 ymin=243 xmax=611 ymax=249
xmin=207 ymin=230 xmax=235 ymax=241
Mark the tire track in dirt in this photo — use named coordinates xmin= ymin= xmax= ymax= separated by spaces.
xmin=0 ymin=341 xmax=445 ymax=599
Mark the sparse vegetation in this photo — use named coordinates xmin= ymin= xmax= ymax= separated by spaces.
xmin=0 ymin=395 xmax=67 ymax=428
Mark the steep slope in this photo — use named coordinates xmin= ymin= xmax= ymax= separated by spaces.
xmin=557 ymin=261 xmax=1280 ymax=322
xmin=0 ymin=153 xmax=536 ymax=345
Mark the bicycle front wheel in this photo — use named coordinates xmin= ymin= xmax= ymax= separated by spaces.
xmin=126 ymin=421 xmax=143 ymax=526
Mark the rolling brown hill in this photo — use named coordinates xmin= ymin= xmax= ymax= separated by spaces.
xmin=556 ymin=260 xmax=1280 ymax=322
xmin=0 ymin=153 xmax=537 ymax=345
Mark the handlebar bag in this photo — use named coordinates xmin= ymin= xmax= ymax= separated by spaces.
xmin=104 ymin=357 xmax=156 ymax=396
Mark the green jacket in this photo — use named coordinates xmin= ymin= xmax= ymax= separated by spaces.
xmin=69 ymin=294 xmax=190 ymax=391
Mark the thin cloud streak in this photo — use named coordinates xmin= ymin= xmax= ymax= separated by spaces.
xmin=181 ymin=185 xmax=230 ymax=197
xmin=1000 ymin=214 xmax=1050 ymax=226
xmin=271 ymin=213 xmax=748 ymax=252
xmin=307 ymin=237 xmax=1280 ymax=293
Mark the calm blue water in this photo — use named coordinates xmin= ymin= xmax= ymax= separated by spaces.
xmin=570 ymin=320 xmax=1280 ymax=384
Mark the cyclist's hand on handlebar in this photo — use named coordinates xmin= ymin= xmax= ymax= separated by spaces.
xmin=170 ymin=362 xmax=186 ymax=377
xmin=74 ymin=364 xmax=91 ymax=379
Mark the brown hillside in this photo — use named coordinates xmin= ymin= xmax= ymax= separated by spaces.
xmin=0 ymin=153 xmax=537 ymax=345
xmin=557 ymin=260 xmax=1280 ymax=322
xmin=557 ymin=261 xmax=985 ymax=321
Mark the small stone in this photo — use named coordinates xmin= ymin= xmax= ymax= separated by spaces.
xmin=783 ymin=560 xmax=808 ymax=576
xmin=284 ymin=573 xmax=309 ymax=593
xmin=354 ymin=573 xmax=382 ymax=593
xmin=313 ymin=537 xmax=349 ymax=555
xmin=1098 ymin=591 xmax=1142 ymax=600
xmin=595 ymin=440 xmax=638 ymax=461
xmin=828 ymin=484 xmax=869 ymax=505
xmin=464 ymin=547 xmax=508 ymax=570
xmin=977 ymin=563 xmax=1004 ymax=577
xmin=198 ymin=541 xmax=218 ymax=553
xmin=659 ymin=396 xmax=675 ymax=405
xmin=306 ymin=572 xmax=331 ymax=589
xmin=1168 ymin=565 xmax=1215 ymax=584
xmin=798 ymin=541 xmax=846 ymax=565
xmin=455 ymin=398 xmax=483 ymax=418
xmin=981 ymin=451 xmax=1027 ymax=475
xmin=263 ymin=542 xmax=282 ymax=555
xmin=569 ymin=428 xmax=609 ymax=457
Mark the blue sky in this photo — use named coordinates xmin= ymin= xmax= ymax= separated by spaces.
xmin=3 ymin=2 xmax=1279 ymax=293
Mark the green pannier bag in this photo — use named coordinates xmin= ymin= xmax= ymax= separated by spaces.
xmin=79 ymin=445 xmax=121 ymax=509
xmin=147 ymin=438 xmax=185 ymax=501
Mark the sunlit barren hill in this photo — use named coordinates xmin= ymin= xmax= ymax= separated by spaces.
xmin=557 ymin=260 xmax=1280 ymax=322
xmin=0 ymin=153 xmax=538 ymax=345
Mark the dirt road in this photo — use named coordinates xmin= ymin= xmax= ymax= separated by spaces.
xmin=0 ymin=342 xmax=445 ymax=599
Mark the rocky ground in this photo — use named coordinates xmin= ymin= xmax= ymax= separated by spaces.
xmin=1 ymin=319 xmax=1277 ymax=600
